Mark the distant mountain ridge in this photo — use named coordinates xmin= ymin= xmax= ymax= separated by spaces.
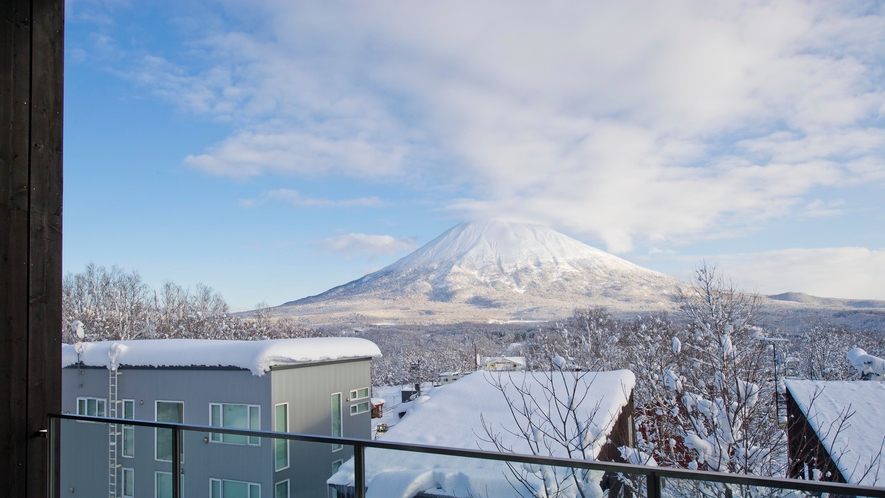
xmin=277 ymin=221 xmax=683 ymax=324
xmin=766 ymin=292 xmax=885 ymax=310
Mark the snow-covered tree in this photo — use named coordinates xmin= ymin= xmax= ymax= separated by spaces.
xmin=665 ymin=265 xmax=782 ymax=476
xmin=63 ymin=264 xmax=154 ymax=340
xmin=364 ymin=327 xmax=510 ymax=386
xmin=479 ymin=368 xmax=636 ymax=498
xmin=63 ymin=264 xmax=321 ymax=342
xmin=524 ymin=308 xmax=623 ymax=372
xmin=621 ymin=315 xmax=692 ymax=469
xmin=802 ymin=324 xmax=857 ymax=381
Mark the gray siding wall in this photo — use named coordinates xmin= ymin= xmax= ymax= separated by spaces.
xmin=271 ymin=359 xmax=373 ymax=498
xmin=61 ymin=366 xmax=273 ymax=497
xmin=60 ymin=358 xmax=374 ymax=498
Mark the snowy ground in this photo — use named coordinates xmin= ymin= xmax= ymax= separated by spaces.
xmin=371 ymin=382 xmax=437 ymax=439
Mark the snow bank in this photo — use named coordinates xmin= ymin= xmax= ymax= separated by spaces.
xmin=785 ymin=379 xmax=885 ymax=486
xmin=62 ymin=338 xmax=381 ymax=376
xmin=330 ymin=369 xmax=635 ymax=497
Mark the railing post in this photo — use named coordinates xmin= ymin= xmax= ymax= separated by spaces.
xmin=172 ymin=427 xmax=182 ymax=498
xmin=354 ymin=442 xmax=366 ymax=498
xmin=646 ymin=471 xmax=661 ymax=498
xmin=46 ymin=416 xmax=60 ymax=498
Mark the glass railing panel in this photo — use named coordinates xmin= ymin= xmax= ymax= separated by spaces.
xmin=60 ymin=419 xmax=189 ymax=497
xmin=190 ymin=433 xmax=349 ymax=498
xmin=358 ymin=445 xmax=647 ymax=498
xmin=660 ymin=476 xmax=883 ymax=498
xmin=57 ymin=417 xmax=354 ymax=498
xmin=52 ymin=415 xmax=885 ymax=498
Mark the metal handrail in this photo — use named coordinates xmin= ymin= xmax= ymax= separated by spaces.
xmin=49 ymin=413 xmax=885 ymax=498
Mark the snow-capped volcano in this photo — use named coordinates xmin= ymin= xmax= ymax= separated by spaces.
xmin=278 ymin=221 xmax=683 ymax=324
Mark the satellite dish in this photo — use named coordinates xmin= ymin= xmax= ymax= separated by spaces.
xmin=70 ymin=320 xmax=85 ymax=339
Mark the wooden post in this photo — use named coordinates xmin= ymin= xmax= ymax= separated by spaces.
xmin=1 ymin=0 xmax=64 ymax=496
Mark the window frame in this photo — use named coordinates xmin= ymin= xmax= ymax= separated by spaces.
xmin=274 ymin=403 xmax=289 ymax=471
xmin=349 ymin=387 xmax=369 ymax=400
xmin=122 ymin=399 xmax=135 ymax=458
xmin=330 ymin=460 xmax=343 ymax=498
xmin=155 ymin=471 xmax=184 ymax=498
xmin=122 ymin=467 xmax=134 ymax=498
xmin=350 ymin=401 xmax=370 ymax=416
xmin=209 ymin=402 xmax=261 ymax=446
xmin=331 ymin=392 xmax=343 ymax=452
xmin=76 ymin=396 xmax=107 ymax=417
xmin=209 ymin=477 xmax=260 ymax=498
xmin=275 ymin=479 xmax=290 ymax=498
xmin=155 ymin=400 xmax=184 ymax=463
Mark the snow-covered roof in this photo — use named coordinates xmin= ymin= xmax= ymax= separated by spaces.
xmin=484 ymin=355 xmax=526 ymax=364
xmin=62 ymin=338 xmax=382 ymax=377
xmin=329 ymin=369 xmax=635 ymax=497
xmin=785 ymin=379 xmax=885 ymax=486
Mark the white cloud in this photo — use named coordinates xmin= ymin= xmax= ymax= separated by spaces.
xmin=123 ymin=0 xmax=885 ymax=252
xmin=315 ymin=233 xmax=417 ymax=258
xmin=183 ymin=131 xmax=406 ymax=179
xmin=261 ymin=189 xmax=387 ymax=208
xmin=710 ymin=247 xmax=885 ymax=300
xmin=802 ymin=199 xmax=845 ymax=218
xmin=645 ymin=247 xmax=885 ymax=301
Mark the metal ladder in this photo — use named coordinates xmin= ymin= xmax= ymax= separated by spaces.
xmin=108 ymin=368 xmax=120 ymax=498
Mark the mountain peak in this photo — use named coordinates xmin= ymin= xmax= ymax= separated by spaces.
xmin=388 ymin=219 xmax=634 ymax=274
xmin=279 ymin=221 xmax=683 ymax=324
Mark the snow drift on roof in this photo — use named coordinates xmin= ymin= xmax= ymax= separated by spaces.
xmin=329 ymin=369 xmax=635 ymax=497
xmin=62 ymin=338 xmax=381 ymax=376
xmin=785 ymin=379 xmax=885 ymax=486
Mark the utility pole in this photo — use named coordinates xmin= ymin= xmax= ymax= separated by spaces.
xmin=763 ymin=337 xmax=790 ymax=423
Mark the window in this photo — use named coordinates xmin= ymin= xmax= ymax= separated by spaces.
xmin=122 ymin=399 xmax=135 ymax=458
xmin=76 ymin=397 xmax=107 ymax=417
xmin=155 ymin=401 xmax=183 ymax=462
xmin=210 ymin=478 xmax=260 ymax=498
xmin=122 ymin=468 xmax=134 ymax=498
xmin=330 ymin=460 xmax=343 ymax=498
xmin=349 ymin=387 xmax=369 ymax=400
xmin=209 ymin=403 xmax=260 ymax=445
xmin=155 ymin=472 xmax=184 ymax=498
xmin=274 ymin=403 xmax=288 ymax=471
xmin=331 ymin=393 xmax=342 ymax=451
xmin=275 ymin=480 xmax=289 ymax=498
xmin=350 ymin=401 xmax=370 ymax=416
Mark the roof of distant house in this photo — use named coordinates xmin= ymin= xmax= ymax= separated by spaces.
xmin=62 ymin=338 xmax=382 ymax=377
xmin=482 ymin=355 xmax=526 ymax=366
xmin=329 ymin=369 xmax=635 ymax=497
xmin=785 ymin=379 xmax=885 ymax=486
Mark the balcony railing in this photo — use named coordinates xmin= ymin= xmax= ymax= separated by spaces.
xmin=50 ymin=413 xmax=885 ymax=498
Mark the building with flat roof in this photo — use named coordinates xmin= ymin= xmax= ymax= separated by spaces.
xmin=61 ymin=338 xmax=381 ymax=498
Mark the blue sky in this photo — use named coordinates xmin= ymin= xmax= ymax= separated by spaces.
xmin=64 ymin=0 xmax=885 ymax=310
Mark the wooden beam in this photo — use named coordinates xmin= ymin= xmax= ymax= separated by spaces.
xmin=0 ymin=0 xmax=64 ymax=495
